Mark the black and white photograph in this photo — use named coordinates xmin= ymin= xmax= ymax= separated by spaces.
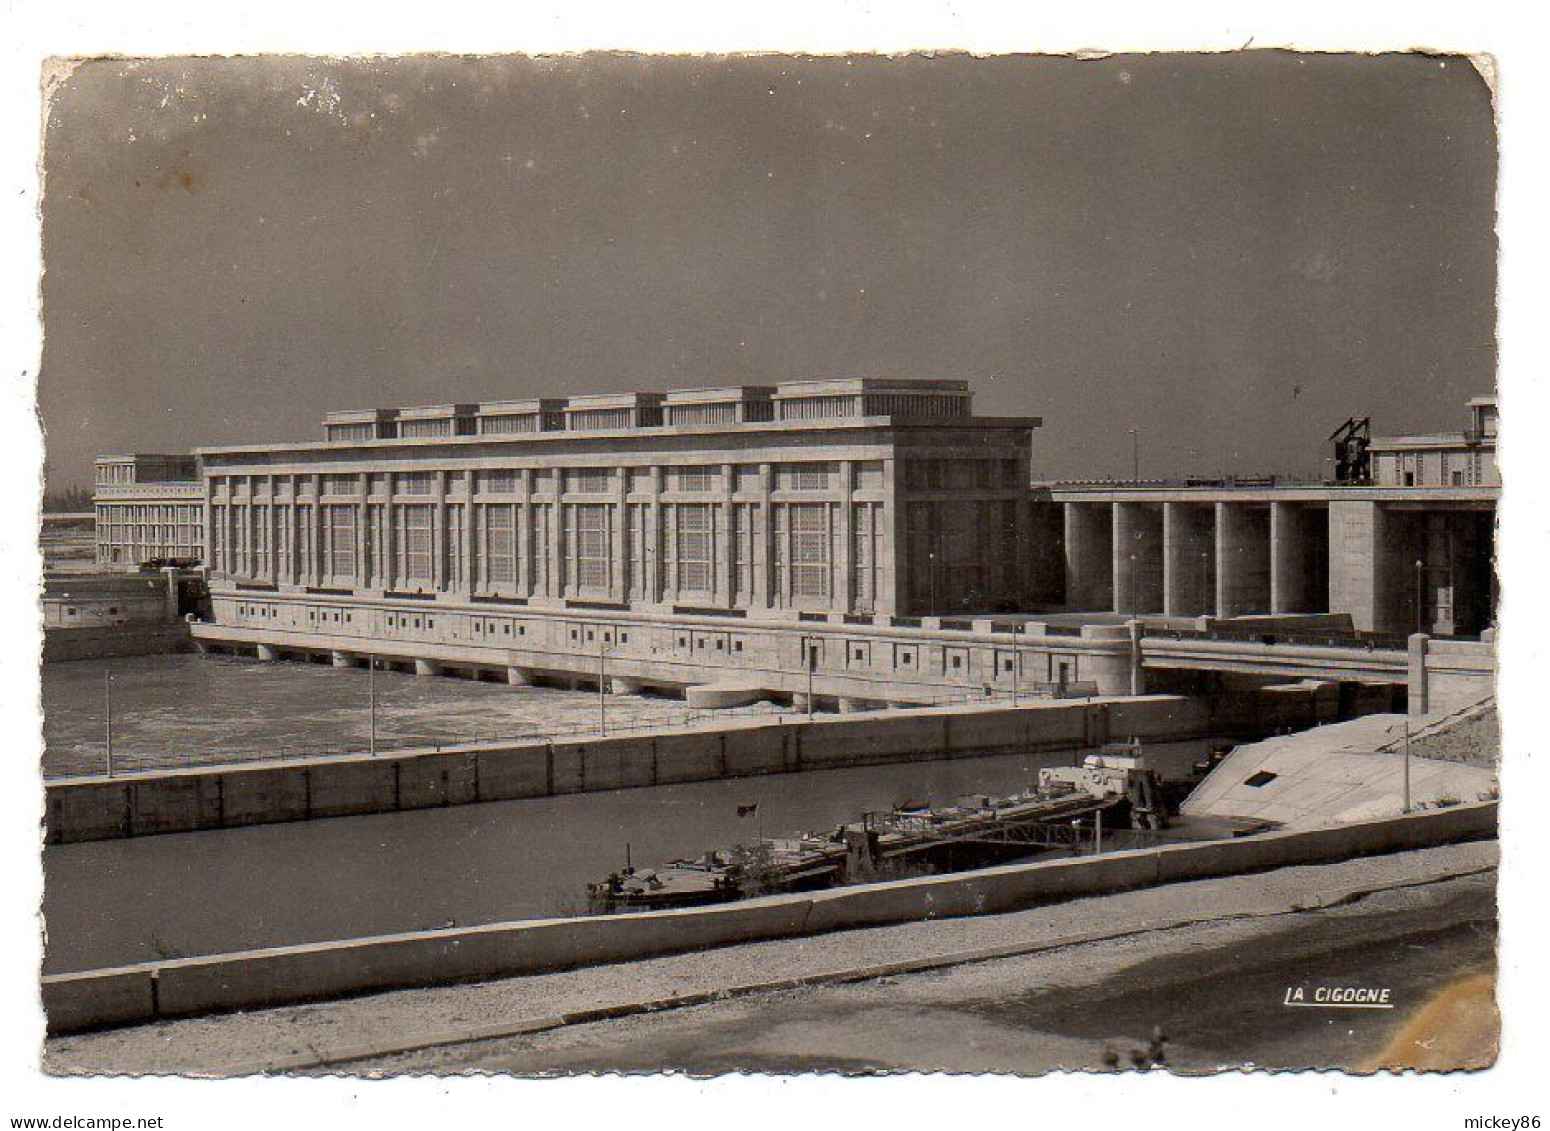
xmin=4 ymin=4 xmax=1544 ymax=1118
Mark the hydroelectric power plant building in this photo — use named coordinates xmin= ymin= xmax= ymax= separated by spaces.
xmin=169 ymin=380 xmax=1498 ymax=711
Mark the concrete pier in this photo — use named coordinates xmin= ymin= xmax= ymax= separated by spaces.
xmin=505 ymin=666 xmax=533 ymax=686
xmin=1215 ymin=503 xmax=1270 ymax=618
xmin=1163 ymin=503 xmax=1215 ymax=617
xmin=331 ymin=651 xmax=358 ymax=669
xmin=1063 ymin=503 xmax=1113 ymax=613
xmin=1113 ymin=502 xmax=1163 ymax=615
xmin=256 ymin=645 xmax=281 ymax=662
xmin=414 ymin=659 xmax=442 ymax=677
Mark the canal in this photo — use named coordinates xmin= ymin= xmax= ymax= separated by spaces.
xmin=42 ymin=653 xmax=1216 ymax=974
xmin=42 ymin=740 xmax=1215 ymax=973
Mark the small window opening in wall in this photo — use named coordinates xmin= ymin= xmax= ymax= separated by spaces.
xmin=620 ymin=631 xmax=630 ymax=643
xmin=66 ymin=607 xmax=76 ymax=616
xmin=413 ymin=618 xmax=421 ymax=629
xmin=570 ymin=628 xmax=578 ymax=641
xmin=1244 ymin=771 xmax=1278 ymax=788
xmin=108 ymin=607 xmax=118 ymax=615
xmin=1003 ymin=658 xmax=1014 ymax=673
xmin=697 ymin=638 xmax=706 ymax=649
xmin=586 ymin=629 xmax=595 ymax=642
xmin=951 ymin=656 xmax=962 ymax=670
xmin=733 ymin=640 xmax=743 ymax=653
xmin=426 ymin=618 xmax=434 ymax=629
xmin=854 ymin=647 xmax=865 ymax=660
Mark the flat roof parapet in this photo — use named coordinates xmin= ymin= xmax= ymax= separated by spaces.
xmin=663 ymin=385 xmax=776 ymax=425
xmin=772 ymin=377 xmax=971 ymax=398
xmin=397 ymin=403 xmax=478 ymax=421
xmin=564 ymin=391 xmax=665 ymax=430
xmin=663 ymin=384 xmax=776 ymax=405
xmin=477 ymin=398 xmax=568 ymax=414
xmin=323 ymin=408 xmax=400 ymax=425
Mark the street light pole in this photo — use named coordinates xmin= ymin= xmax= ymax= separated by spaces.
xmin=1010 ymin=623 xmax=1020 ymax=707
xmin=104 ymin=670 xmax=114 ymax=777
xmin=1414 ymin=558 xmax=1426 ymax=636
xmin=1403 ymin=717 xmax=1413 ymax=815
xmin=805 ymin=636 xmax=815 ymax=719
xmin=598 ymin=629 xmax=608 ymax=736
xmin=368 ymin=657 xmax=377 ymax=756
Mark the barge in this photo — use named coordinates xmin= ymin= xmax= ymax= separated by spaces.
xmin=587 ymin=749 xmax=1170 ymax=913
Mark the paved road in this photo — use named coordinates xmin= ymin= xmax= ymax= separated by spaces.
xmin=365 ymin=872 xmax=1496 ymax=1075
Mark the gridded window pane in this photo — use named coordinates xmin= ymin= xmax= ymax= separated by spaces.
xmin=676 ymin=504 xmax=714 ymax=594
xmin=484 ymin=505 xmax=515 ymax=584
xmin=778 ymin=462 xmax=833 ymax=491
xmin=791 ymin=503 xmax=830 ymax=600
xmin=327 ymin=505 xmax=356 ymax=578
xmin=671 ymin=466 xmax=716 ymax=492
xmin=397 ymin=472 xmax=434 ymax=496
xmin=480 ymin=469 xmax=519 ymax=493
xmin=566 ymin=468 xmax=612 ymax=494
xmin=402 ymin=505 xmax=432 ymax=582
xmin=323 ymin=473 xmax=360 ymax=495
xmin=574 ymin=504 xmax=610 ymax=590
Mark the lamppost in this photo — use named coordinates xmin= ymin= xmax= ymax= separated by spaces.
xmin=1009 ymin=622 xmax=1020 ymax=707
xmin=598 ymin=629 xmax=608 ymax=736
xmin=368 ymin=657 xmax=377 ymax=756
xmin=803 ymin=636 xmax=816 ymax=719
xmin=103 ymin=670 xmax=114 ymax=777
xmin=1414 ymin=558 xmax=1426 ymax=636
xmin=1402 ymin=717 xmax=1413 ymax=815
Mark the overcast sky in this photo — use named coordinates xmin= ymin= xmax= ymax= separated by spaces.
xmin=39 ymin=52 xmax=1496 ymax=489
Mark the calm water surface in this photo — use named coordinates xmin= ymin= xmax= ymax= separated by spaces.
xmin=42 ymin=654 xmax=782 ymax=776
xmin=41 ymin=653 xmax=1213 ymax=973
xmin=42 ymin=740 xmax=1212 ymax=973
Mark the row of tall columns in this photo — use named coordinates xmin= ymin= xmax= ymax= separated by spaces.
xmin=1061 ymin=500 xmax=1333 ymax=621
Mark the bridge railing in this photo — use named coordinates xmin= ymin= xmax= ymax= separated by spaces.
xmin=1143 ymin=626 xmax=1413 ymax=652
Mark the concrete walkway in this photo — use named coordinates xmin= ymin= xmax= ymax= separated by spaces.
xmin=46 ymin=839 xmax=1497 ymax=1077
xmin=1183 ymin=706 xmax=1498 ymax=828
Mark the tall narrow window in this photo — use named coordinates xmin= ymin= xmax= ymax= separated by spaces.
xmin=484 ymin=505 xmax=515 ymax=584
xmin=790 ymin=503 xmax=830 ymax=602
xmin=326 ymin=505 xmax=356 ymax=581
xmin=676 ymin=504 xmax=714 ymax=595
xmin=400 ymin=505 xmax=432 ymax=584
xmin=852 ymin=502 xmax=877 ymax=613
xmin=572 ymin=503 xmax=611 ymax=592
xmin=733 ymin=504 xmax=755 ymax=606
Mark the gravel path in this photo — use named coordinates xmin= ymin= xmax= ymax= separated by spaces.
xmin=46 ymin=839 xmax=1497 ymax=1076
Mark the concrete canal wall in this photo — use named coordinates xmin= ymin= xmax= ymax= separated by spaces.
xmin=43 ymin=623 xmax=192 ymax=663
xmin=41 ymin=801 xmax=1496 ymax=1034
xmin=45 ymin=694 xmax=1222 ymax=844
